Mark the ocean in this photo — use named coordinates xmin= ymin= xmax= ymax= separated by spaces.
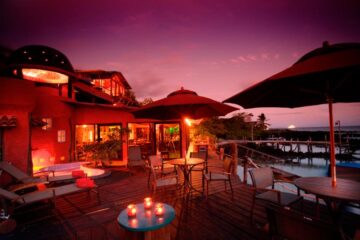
xmin=271 ymin=125 xmax=360 ymax=132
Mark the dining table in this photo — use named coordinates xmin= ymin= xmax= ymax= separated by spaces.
xmin=167 ymin=157 xmax=205 ymax=196
xmin=117 ymin=202 xmax=175 ymax=240
xmin=294 ymin=177 xmax=360 ymax=239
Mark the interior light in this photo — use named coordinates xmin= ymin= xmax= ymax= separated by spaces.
xmin=22 ymin=68 xmax=68 ymax=84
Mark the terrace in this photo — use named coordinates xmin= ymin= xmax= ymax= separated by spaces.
xmin=3 ymin=150 xmax=359 ymax=240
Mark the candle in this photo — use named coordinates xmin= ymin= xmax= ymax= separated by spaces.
xmin=127 ymin=204 xmax=136 ymax=217
xmin=154 ymin=203 xmax=164 ymax=216
xmin=144 ymin=197 xmax=153 ymax=209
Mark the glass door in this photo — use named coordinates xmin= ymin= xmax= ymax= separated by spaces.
xmin=155 ymin=123 xmax=181 ymax=159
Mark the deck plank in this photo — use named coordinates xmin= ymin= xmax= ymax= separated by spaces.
xmin=5 ymin=151 xmax=360 ymax=239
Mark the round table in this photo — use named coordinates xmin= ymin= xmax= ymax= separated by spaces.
xmin=168 ymin=158 xmax=205 ymax=195
xmin=118 ymin=202 xmax=175 ymax=239
xmin=294 ymin=177 xmax=360 ymax=203
xmin=295 ymin=177 xmax=360 ymax=239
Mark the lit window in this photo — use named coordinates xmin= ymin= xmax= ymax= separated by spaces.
xmin=22 ymin=68 xmax=68 ymax=84
xmin=42 ymin=118 xmax=52 ymax=130
xmin=57 ymin=130 xmax=66 ymax=143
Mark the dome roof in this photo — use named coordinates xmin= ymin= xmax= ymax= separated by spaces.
xmin=167 ymin=87 xmax=198 ymax=97
xmin=7 ymin=45 xmax=74 ymax=75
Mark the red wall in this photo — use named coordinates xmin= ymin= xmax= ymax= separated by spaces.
xmin=0 ymin=77 xmax=36 ymax=184
xmin=31 ymin=86 xmax=74 ymax=167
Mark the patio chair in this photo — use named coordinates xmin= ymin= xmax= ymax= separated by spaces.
xmin=127 ymin=145 xmax=146 ymax=170
xmin=189 ymin=151 xmax=207 ymax=189
xmin=0 ymin=182 xmax=98 ymax=210
xmin=265 ymin=204 xmax=337 ymax=240
xmin=190 ymin=151 xmax=208 ymax=173
xmin=204 ymin=155 xmax=234 ymax=198
xmin=149 ymin=159 xmax=178 ymax=196
xmin=249 ymin=167 xmax=302 ymax=222
xmin=0 ymin=161 xmax=78 ymax=185
xmin=147 ymin=155 xmax=177 ymax=188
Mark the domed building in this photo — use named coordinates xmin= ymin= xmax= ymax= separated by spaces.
xmin=0 ymin=45 xmax=188 ymax=184
xmin=0 ymin=45 xmax=140 ymax=179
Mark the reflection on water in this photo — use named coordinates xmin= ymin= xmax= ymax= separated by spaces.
xmin=236 ymin=146 xmax=360 ymax=202
xmin=239 ymin=143 xmax=360 ymax=178
xmin=268 ymin=143 xmax=351 ymax=155
xmin=237 ymin=156 xmax=360 ymax=179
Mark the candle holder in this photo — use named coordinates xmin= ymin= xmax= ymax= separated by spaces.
xmin=154 ymin=203 xmax=164 ymax=216
xmin=127 ymin=204 xmax=136 ymax=217
xmin=144 ymin=197 xmax=153 ymax=210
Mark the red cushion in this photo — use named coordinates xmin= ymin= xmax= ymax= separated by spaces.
xmin=76 ymin=178 xmax=95 ymax=188
xmin=72 ymin=170 xmax=86 ymax=178
xmin=36 ymin=183 xmax=47 ymax=191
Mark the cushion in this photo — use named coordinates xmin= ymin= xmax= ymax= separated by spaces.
xmin=76 ymin=178 xmax=95 ymax=188
xmin=36 ymin=183 xmax=47 ymax=191
xmin=72 ymin=170 xmax=86 ymax=178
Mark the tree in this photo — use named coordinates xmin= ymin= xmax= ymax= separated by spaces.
xmin=140 ymin=97 xmax=153 ymax=106
xmin=124 ymin=90 xmax=140 ymax=106
xmin=256 ymin=113 xmax=270 ymax=131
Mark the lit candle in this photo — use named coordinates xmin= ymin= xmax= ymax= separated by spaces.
xmin=155 ymin=203 xmax=164 ymax=216
xmin=144 ymin=197 xmax=153 ymax=209
xmin=127 ymin=204 xmax=136 ymax=217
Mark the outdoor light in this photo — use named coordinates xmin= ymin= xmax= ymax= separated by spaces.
xmin=127 ymin=204 xmax=136 ymax=217
xmin=184 ymin=118 xmax=192 ymax=127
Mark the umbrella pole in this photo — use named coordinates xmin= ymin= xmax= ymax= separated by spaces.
xmin=328 ymin=98 xmax=336 ymax=187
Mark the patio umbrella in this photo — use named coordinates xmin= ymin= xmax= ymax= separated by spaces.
xmin=223 ymin=42 xmax=360 ymax=186
xmin=133 ymin=87 xmax=238 ymax=120
xmin=133 ymin=87 xmax=238 ymax=156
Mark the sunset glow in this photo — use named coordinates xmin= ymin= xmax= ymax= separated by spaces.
xmin=2 ymin=0 xmax=360 ymax=127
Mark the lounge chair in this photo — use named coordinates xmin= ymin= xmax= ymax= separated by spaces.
xmin=0 ymin=162 xmax=45 ymax=184
xmin=0 ymin=183 xmax=98 ymax=209
xmin=0 ymin=161 xmax=77 ymax=185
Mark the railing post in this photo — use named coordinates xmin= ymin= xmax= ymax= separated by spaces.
xmin=243 ymin=156 xmax=248 ymax=184
xmin=232 ymin=143 xmax=238 ymax=176
xmin=219 ymin=147 xmax=224 ymax=160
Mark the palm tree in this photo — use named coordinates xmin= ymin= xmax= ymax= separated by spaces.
xmin=256 ymin=113 xmax=270 ymax=130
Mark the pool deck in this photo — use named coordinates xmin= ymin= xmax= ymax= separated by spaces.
xmin=4 ymin=151 xmax=360 ymax=239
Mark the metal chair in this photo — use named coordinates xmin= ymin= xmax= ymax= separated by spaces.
xmin=204 ymin=156 xmax=234 ymax=198
xmin=249 ymin=167 xmax=302 ymax=222
xmin=148 ymin=156 xmax=178 ymax=196
xmin=189 ymin=151 xmax=208 ymax=173
xmin=265 ymin=204 xmax=337 ymax=240
xmin=127 ymin=145 xmax=145 ymax=169
xmin=146 ymin=155 xmax=176 ymax=188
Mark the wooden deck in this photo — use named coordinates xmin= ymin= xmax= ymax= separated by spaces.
xmin=5 ymin=152 xmax=360 ymax=240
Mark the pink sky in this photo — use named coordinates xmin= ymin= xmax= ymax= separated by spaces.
xmin=1 ymin=0 xmax=360 ymax=128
